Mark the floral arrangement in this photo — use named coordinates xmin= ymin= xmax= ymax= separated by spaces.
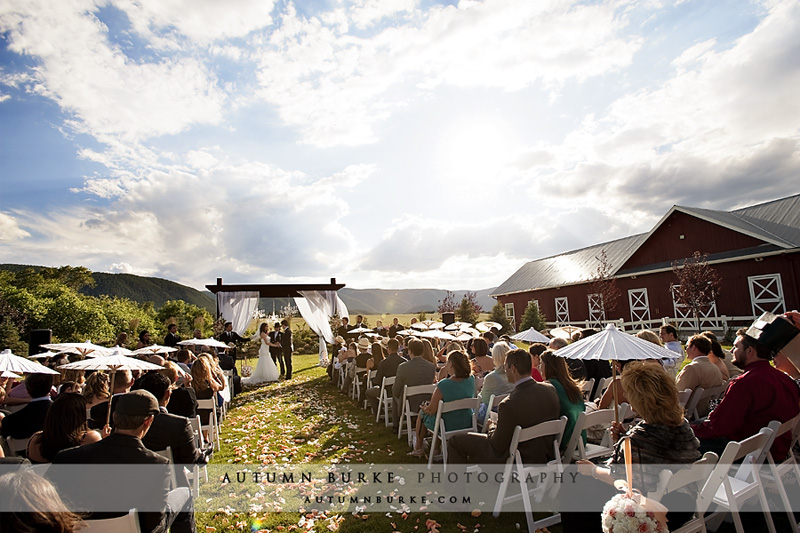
xmin=601 ymin=493 xmax=667 ymax=533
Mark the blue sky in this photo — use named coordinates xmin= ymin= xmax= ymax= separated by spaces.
xmin=1 ymin=0 xmax=798 ymax=292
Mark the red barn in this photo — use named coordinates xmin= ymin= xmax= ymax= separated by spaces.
xmin=492 ymin=194 xmax=800 ymax=336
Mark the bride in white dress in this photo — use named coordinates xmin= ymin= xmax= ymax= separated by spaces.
xmin=242 ymin=322 xmax=280 ymax=385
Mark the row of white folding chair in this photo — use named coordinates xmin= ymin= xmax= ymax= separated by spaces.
xmin=397 ymin=384 xmax=436 ymax=447
xmin=337 ymin=360 xmax=351 ymax=391
xmin=685 ymin=384 xmax=727 ymax=421
xmin=491 ymin=417 xmax=567 ymax=520
xmin=349 ymin=366 xmax=367 ymax=400
xmin=426 ymin=396 xmax=480 ymax=470
xmin=560 ymin=404 xmax=630 ymax=464
xmin=375 ymin=376 xmax=395 ymax=427
xmin=361 ymin=370 xmax=377 ymax=409
xmin=188 ymin=415 xmax=210 ymax=486
xmin=762 ymin=413 xmax=800 ymax=533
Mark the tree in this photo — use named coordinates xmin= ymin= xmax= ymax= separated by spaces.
xmin=437 ymin=291 xmax=457 ymax=314
xmin=589 ymin=249 xmax=621 ymax=321
xmin=519 ymin=300 xmax=547 ymax=332
xmin=488 ymin=301 xmax=514 ymax=334
xmin=671 ymin=251 xmax=722 ymax=333
xmin=456 ymin=292 xmax=483 ymax=324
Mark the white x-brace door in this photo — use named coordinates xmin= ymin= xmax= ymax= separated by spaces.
xmin=628 ymin=288 xmax=651 ymax=325
xmin=748 ymin=274 xmax=785 ymax=315
xmin=555 ymin=297 xmax=570 ymax=325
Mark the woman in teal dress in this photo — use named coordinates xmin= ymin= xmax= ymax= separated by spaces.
xmin=409 ymin=350 xmax=475 ymax=457
xmin=540 ymin=350 xmax=586 ymax=451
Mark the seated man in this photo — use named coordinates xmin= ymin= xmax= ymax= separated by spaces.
xmin=0 ymin=373 xmax=53 ymax=441
xmin=53 ymin=390 xmax=194 ymax=533
xmin=392 ymin=339 xmax=436 ymax=431
xmin=447 ymin=349 xmax=561 ymax=464
xmin=366 ymin=338 xmax=407 ymax=415
xmin=692 ymin=328 xmax=800 ymax=459
xmin=676 ymin=334 xmax=726 ymax=417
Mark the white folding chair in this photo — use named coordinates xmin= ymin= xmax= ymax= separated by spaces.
xmin=762 ymin=414 xmax=800 ymax=533
xmin=481 ymin=393 xmax=509 ymax=433
xmin=350 ymin=366 xmax=367 ymax=400
xmin=375 ymin=376 xmax=395 ymax=426
xmin=79 ymin=509 xmax=141 ymax=533
xmin=594 ymin=376 xmax=614 ymax=401
xmin=683 ymin=387 xmax=705 ymax=422
xmin=647 ymin=452 xmax=719 ymax=533
xmin=188 ymin=415 xmax=209 ymax=485
xmin=1 ymin=436 xmax=30 ymax=457
xmin=196 ymin=397 xmax=220 ymax=451
xmin=491 ymin=416 xmax=567 ymax=517
xmin=426 ymin=397 xmax=480 ymax=470
xmin=561 ymin=404 xmax=629 ymax=464
xmin=578 ymin=378 xmax=595 ymax=401
xmin=361 ymin=370 xmax=376 ymax=409
xmin=677 ymin=387 xmax=693 ymax=409
xmin=338 ymin=360 xmax=351 ymax=391
xmin=689 ymin=384 xmax=726 ymax=420
xmin=705 ymin=426 xmax=777 ymax=533
xmin=397 ymin=384 xmax=436 ymax=446
xmin=153 ymin=446 xmax=178 ymax=490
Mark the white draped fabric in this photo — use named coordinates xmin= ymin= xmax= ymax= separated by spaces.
xmin=294 ymin=291 xmax=349 ymax=365
xmin=216 ymin=291 xmax=260 ymax=334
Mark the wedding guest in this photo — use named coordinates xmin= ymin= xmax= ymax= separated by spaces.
xmin=160 ymin=361 xmax=197 ymax=419
xmin=478 ymin=342 xmax=515 ymax=423
xmin=0 ymin=469 xmax=82 ymax=532
xmin=470 ymin=337 xmax=493 ymax=376
xmin=27 ymin=393 xmax=102 ymax=463
xmin=81 ymin=372 xmax=110 ymax=411
xmin=528 ymin=343 xmax=547 ymax=382
xmin=136 ymin=330 xmax=152 ymax=350
xmin=0 ymin=373 xmax=54 ymax=440
xmin=541 ymin=350 xmax=585 ymax=451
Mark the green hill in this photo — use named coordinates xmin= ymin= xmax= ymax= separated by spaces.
xmin=0 ymin=264 xmax=215 ymax=311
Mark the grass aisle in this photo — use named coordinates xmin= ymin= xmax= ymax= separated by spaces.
xmin=198 ymin=353 xmax=539 ymax=533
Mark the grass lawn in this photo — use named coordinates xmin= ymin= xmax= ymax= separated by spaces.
xmin=197 ymin=353 xmax=543 ymax=533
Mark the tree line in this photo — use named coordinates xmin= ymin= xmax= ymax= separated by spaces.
xmin=0 ymin=266 xmax=214 ymax=354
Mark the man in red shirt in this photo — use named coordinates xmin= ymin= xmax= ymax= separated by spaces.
xmin=692 ymin=328 xmax=800 ymax=459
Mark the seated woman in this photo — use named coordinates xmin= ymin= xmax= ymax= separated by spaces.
xmin=595 ymin=360 xmax=632 ymax=410
xmin=469 ymin=337 xmax=493 ymax=377
xmin=409 ymin=350 xmax=476 ymax=457
xmin=477 ymin=342 xmax=515 ymax=423
xmin=191 ymin=357 xmax=224 ymax=426
xmin=540 ymin=350 xmax=586 ymax=450
xmin=528 ymin=343 xmax=547 ymax=382
xmin=569 ymin=362 xmax=701 ymax=531
xmin=27 ymin=393 xmax=103 ymax=463
xmin=81 ymin=372 xmax=110 ymax=412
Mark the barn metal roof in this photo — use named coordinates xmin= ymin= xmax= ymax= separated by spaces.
xmin=491 ymin=193 xmax=800 ymax=297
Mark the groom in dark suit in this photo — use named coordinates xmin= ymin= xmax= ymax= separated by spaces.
xmin=281 ymin=319 xmax=293 ymax=379
xmin=269 ymin=322 xmax=285 ymax=376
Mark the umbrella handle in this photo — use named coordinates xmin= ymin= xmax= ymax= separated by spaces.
xmin=612 ymin=363 xmax=619 ymax=424
xmin=105 ymin=371 xmax=116 ymax=428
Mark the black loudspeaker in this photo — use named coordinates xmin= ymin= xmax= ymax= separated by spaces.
xmin=442 ymin=312 xmax=455 ymax=326
xmin=29 ymin=329 xmax=52 ymax=356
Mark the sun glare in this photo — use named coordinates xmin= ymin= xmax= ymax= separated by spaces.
xmin=436 ymin=117 xmax=517 ymax=187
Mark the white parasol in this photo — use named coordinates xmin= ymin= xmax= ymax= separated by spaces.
xmin=132 ymin=345 xmax=178 ymax=356
xmin=550 ymin=326 xmax=582 ymax=339
xmin=59 ymin=349 xmax=163 ymax=427
xmin=556 ymin=324 xmax=681 ymax=421
xmin=411 ymin=320 xmax=445 ymax=331
xmin=0 ymin=349 xmax=61 ymax=375
xmin=1 ymin=370 xmax=21 ymax=379
xmin=475 ymin=321 xmax=502 ymax=332
xmin=454 ymin=332 xmax=476 ymax=341
xmin=40 ymin=341 xmax=112 ymax=358
xmin=177 ymin=337 xmax=230 ymax=349
xmin=348 ymin=327 xmax=373 ymax=334
xmin=28 ymin=351 xmax=59 ymax=360
xmin=419 ymin=330 xmax=457 ymax=340
xmin=511 ymin=327 xmax=550 ymax=344
xmin=444 ymin=321 xmax=474 ymax=331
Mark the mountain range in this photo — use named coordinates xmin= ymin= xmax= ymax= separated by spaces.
xmin=0 ymin=264 xmax=497 ymax=314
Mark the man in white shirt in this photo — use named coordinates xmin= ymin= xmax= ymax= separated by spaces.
xmin=660 ymin=324 xmax=685 ymax=379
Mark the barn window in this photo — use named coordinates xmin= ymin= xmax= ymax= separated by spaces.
xmin=748 ymin=274 xmax=786 ymax=315
xmin=587 ymin=293 xmax=605 ymax=328
xmin=555 ymin=297 xmax=570 ymax=325
xmin=628 ymin=288 xmax=651 ymax=325
xmin=504 ymin=303 xmax=515 ymax=320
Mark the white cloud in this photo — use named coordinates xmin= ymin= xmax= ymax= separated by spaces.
xmin=253 ymin=0 xmax=641 ymax=147
xmin=0 ymin=0 xmax=227 ymax=143
xmin=113 ymin=0 xmax=276 ymax=44
xmin=0 ymin=212 xmax=30 ymax=241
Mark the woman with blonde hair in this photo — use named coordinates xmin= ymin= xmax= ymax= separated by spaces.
xmin=477 ymin=341 xmax=515 ymax=423
xmin=81 ymin=372 xmax=110 ymax=410
xmin=540 ymin=350 xmax=586 ymax=450
xmin=191 ymin=357 xmax=223 ymax=426
xmin=635 ymin=329 xmax=663 ymax=346
xmin=420 ymin=339 xmax=437 ymax=365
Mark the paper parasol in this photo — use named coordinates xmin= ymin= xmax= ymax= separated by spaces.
xmin=39 ymin=341 xmax=111 ymax=358
xmin=475 ymin=321 xmax=502 ymax=332
xmin=556 ymin=324 xmax=681 ymax=421
xmin=177 ymin=337 xmax=231 ymax=349
xmin=444 ymin=322 xmax=474 ymax=331
xmin=549 ymin=326 xmax=582 ymax=339
xmin=0 ymin=349 xmax=60 ymax=375
xmin=511 ymin=327 xmax=550 ymax=343
xmin=411 ymin=320 xmax=445 ymax=330
xmin=132 ymin=345 xmax=178 ymax=356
